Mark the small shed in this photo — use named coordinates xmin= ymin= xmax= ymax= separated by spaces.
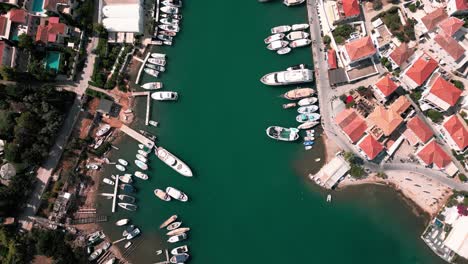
xmin=97 ymin=99 xmax=114 ymax=115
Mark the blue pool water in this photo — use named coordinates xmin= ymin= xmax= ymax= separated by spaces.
xmin=45 ymin=52 xmax=61 ymax=71
xmin=32 ymin=0 xmax=44 ymax=12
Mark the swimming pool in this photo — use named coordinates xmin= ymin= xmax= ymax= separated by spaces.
xmin=45 ymin=52 xmax=61 ymax=71
xmin=32 ymin=0 xmax=44 ymax=12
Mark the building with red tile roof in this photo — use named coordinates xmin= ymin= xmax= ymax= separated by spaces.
xmin=358 ymin=134 xmax=384 ymax=160
xmin=43 ymin=0 xmax=69 ymax=12
xmin=416 ymin=139 xmax=452 ymax=169
xmin=438 ymin=17 xmax=465 ymax=37
xmin=35 ymin=17 xmax=67 ymax=45
xmin=441 ymin=115 xmax=468 ymax=153
xmin=389 ymin=43 xmax=414 ymax=69
xmin=447 ymin=0 xmax=468 ymax=15
xmin=372 ymin=75 xmax=398 ymax=102
xmin=434 ymin=32 xmax=466 ymax=61
xmin=406 ymin=116 xmax=433 ymax=144
xmin=340 ymin=0 xmax=360 ymax=18
xmin=421 ymin=8 xmax=448 ymax=32
xmin=328 ymin=49 xmax=337 ymax=70
xmin=420 ymin=75 xmax=462 ymax=111
xmin=335 ymin=108 xmax=368 ymax=143
xmin=344 ymin=36 xmax=376 ymax=63
xmin=367 ymin=106 xmax=403 ymax=137
xmin=389 ymin=96 xmax=411 ymax=115
xmin=7 ymin=9 xmax=27 ymax=24
xmin=403 ymin=55 xmax=438 ymax=89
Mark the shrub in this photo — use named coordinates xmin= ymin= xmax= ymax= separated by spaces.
xmin=333 ymin=24 xmax=354 ymax=44
xmin=410 ymin=90 xmax=422 ymax=101
xmin=426 ymin=109 xmax=443 ymax=123
xmin=408 ymin=4 xmax=416 ymax=12
xmin=373 ymin=0 xmax=383 ymax=10
xmin=451 ymin=80 xmax=464 ymax=90
xmin=350 ymin=164 xmax=366 ymax=179
xmin=459 ymin=173 xmax=467 ymax=182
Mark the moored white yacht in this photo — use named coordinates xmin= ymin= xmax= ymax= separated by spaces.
xmin=260 ymin=67 xmax=313 ymax=86
xmin=271 ymin=25 xmax=291 ymax=34
xmin=267 ymin=40 xmax=288 ymax=51
xmin=155 ymin=147 xmax=193 ymax=177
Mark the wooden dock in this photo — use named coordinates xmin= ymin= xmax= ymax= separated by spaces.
xmin=112 ymin=174 xmax=120 ymax=213
xmin=135 ymin=52 xmax=151 ymax=85
xmin=120 ymin=125 xmax=154 ymax=148
xmin=131 ymin=91 xmax=151 ymax=126
xmin=71 ymin=215 xmax=108 ymax=225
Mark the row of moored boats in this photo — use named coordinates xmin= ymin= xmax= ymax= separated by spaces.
xmin=265 ymin=23 xmax=311 ymax=55
xmin=153 ymin=0 xmax=184 ymax=46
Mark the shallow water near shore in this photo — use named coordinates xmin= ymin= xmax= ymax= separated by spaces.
xmin=97 ymin=1 xmax=445 ymax=263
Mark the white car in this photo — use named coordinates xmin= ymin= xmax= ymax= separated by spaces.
xmin=151 ymin=91 xmax=178 ymax=101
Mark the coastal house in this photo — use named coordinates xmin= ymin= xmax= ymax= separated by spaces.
xmin=35 ymin=17 xmax=69 ymax=46
xmin=443 ymin=216 xmax=468 ymax=259
xmin=342 ymin=36 xmax=377 ymax=65
xmin=357 ymin=134 xmax=384 ymax=160
xmin=401 ymin=54 xmax=438 ymax=90
xmin=0 ymin=40 xmax=16 ymax=68
xmin=447 ymin=0 xmax=468 ymax=16
xmin=419 ymin=75 xmax=462 ymax=112
xmin=405 ymin=116 xmax=433 ymax=146
xmin=440 ymin=114 xmax=468 ymax=154
xmin=100 ymin=0 xmax=144 ymax=43
xmin=335 ymin=108 xmax=368 ymax=143
xmin=371 ymin=75 xmax=398 ymax=103
xmin=416 ymin=139 xmax=457 ymax=175
xmin=334 ymin=0 xmax=360 ymax=23
xmin=367 ymin=105 xmax=403 ymax=139
xmin=388 ymin=43 xmax=415 ymax=70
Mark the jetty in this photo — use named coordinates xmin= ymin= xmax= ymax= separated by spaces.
xmin=152 ymin=249 xmax=170 ymax=264
xmin=131 ymin=91 xmax=151 ymax=125
xmin=135 ymin=52 xmax=151 ymax=84
xmin=120 ymin=125 xmax=155 ymax=148
xmin=112 ymin=174 xmax=120 ymax=213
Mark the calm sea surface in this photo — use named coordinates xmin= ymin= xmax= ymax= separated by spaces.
xmin=97 ymin=1 xmax=444 ymax=263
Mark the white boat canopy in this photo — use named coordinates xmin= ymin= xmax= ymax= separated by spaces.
xmin=101 ymin=3 xmax=144 ymax=33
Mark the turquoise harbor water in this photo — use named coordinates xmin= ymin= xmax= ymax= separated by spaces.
xmin=97 ymin=1 xmax=445 ymax=263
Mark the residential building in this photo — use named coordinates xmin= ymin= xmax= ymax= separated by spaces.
xmin=35 ymin=17 xmax=68 ymax=45
xmin=367 ymin=105 xmax=403 ymax=138
xmin=328 ymin=48 xmax=338 ymax=70
xmin=342 ymin=36 xmax=376 ymax=65
xmin=419 ymin=75 xmax=462 ymax=112
xmin=388 ymin=43 xmax=415 ymax=70
xmin=335 ymin=108 xmax=368 ymax=143
xmin=420 ymin=8 xmax=448 ymax=33
xmin=336 ymin=0 xmax=360 ymax=22
xmin=441 ymin=114 xmax=468 ymax=153
xmin=43 ymin=0 xmax=73 ymax=14
xmin=416 ymin=139 xmax=455 ymax=172
xmin=443 ymin=216 xmax=468 ymax=259
xmin=389 ymin=96 xmax=411 ymax=116
xmin=406 ymin=116 xmax=434 ymax=145
xmin=372 ymin=75 xmax=398 ymax=103
xmin=402 ymin=54 xmax=438 ymax=89
xmin=438 ymin=17 xmax=465 ymax=37
xmin=447 ymin=0 xmax=468 ymax=16
xmin=433 ymin=32 xmax=466 ymax=63
xmin=0 ymin=40 xmax=15 ymax=67
xmin=357 ymin=134 xmax=384 ymax=160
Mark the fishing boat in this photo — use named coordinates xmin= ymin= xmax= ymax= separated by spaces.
xmin=154 ymin=189 xmax=171 ymax=201
xmin=118 ymin=194 xmax=136 ymax=203
xmin=122 ymin=225 xmax=135 ymax=236
xmin=116 ymin=219 xmax=129 ymax=226
xmin=159 ymin=30 xmax=177 ymax=37
xmin=303 ymin=141 xmax=314 ymax=146
xmin=277 ymin=47 xmax=291 ymax=55
xmin=96 ymin=124 xmax=111 ymax=137
xmin=170 ymin=253 xmax=190 ymax=264
xmin=135 ymin=160 xmax=148 ymax=170
xmin=157 ymin=34 xmax=173 ymax=42
xmin=145 ymin=63 xmax=159 ymax=70
xmin=138 ymin=150 xmax=148 ymax=157
xmin=266 ymin=126 xmax=299 ymax=141
xmin=297 ymin=105 xmax=319 ymax=114
xmin=142 ymin=82 xmax=163 ymax=90
xmin=271 ymin=25 xmax=291 ymax=34
xmin=282 ymin=102 xmax=296 ymax=109
xmin=298 ymin=97 xmax=318 ymax=106
xmin=297 ymin=121 xmax=320 ymax=130
xmin=291 ymin=23 xmax=309 ymax=31
xmin=135 ymin=171 xmax=148 ymax=180
xmin=118 ymin=159 xmax=128 ymax=166
xmin=136 ymin=154 xmax=148 ymax=163
xmin=264 ymin=33 xmax=285 ymax=44
xmin=148 ymin=58 xmax=166 ymax=66
xmin=162 ymin=0 xmax=182 ymax=7
xmin=86 ymin=163 xmax=99 ymax=170
xmin=119 ymin=174 xmax=133 ymax=184
xmin=267 ymin=40 xmax=288 ymax=51
xmin=116 ymin=164 xmax=126 ymax=171
xmin=167 ymin=222 xmax=182 ymax=232
xmin=261 ymin=68 xmax=313 ymax=86
xmin=286 ymin=31 xmax=309 ymax=41
xmin=126 ymin=227 xmax=141 ymax=240
xmin=283 ymin=0 xmax=305 ymax=6
xmin=166 ymin=187 xmax=188 ymax=202
xmin=168 ymin=233 xmax=187 ymax=243
xmin=124 ymin=242 xmax=132 ymax=249
xmin=159 ymin=24 xmax=180 ymax=32
xmin=119 ymin=184 xmax=136 ymax=193
xmin=118 ymin=203 xmax=138 ymax=211
xmin=315 ymin=158 xmax=321 ymax=162
xmin=151 ymin=91 xmax=178 ymax=101
xmin=151 ymin=52 xmax=166 ymax=58
xmin=149 ymin=120 xmax=159 ymax=127
xmin=283 ymin=88 xmax=315 ymax=100
xmin=144 ymin=68 xmax=159 ymax=77
xmin=160 ymin=18 xmax=179 ymax=25
xmin=296 ymin=113 xmax=321 ymax=123
xmin=160 ymin=215 xmax=178 ymax=229
xmin=103 ymin=178 xmax=114 ymax=185
xmin=167 ymin=227 xmax=190 ymax=236
xmin=290 ymin=38 xmax=311 ymax=48
xmin=171 ymin=245 xmax=188 ymax=255
xmin=156 ymin=147 xmax=193 ymax=177
xmin=160 ymin=6 xmax=179 ymax=14
xmin=88 ymin=249 xmax=103 ymax=261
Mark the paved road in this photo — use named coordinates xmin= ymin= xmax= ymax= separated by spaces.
xmin=305 ymin=0 xmax=467 ymax=191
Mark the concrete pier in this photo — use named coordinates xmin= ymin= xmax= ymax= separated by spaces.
xmin=131 ymin=91 xmax=151 ymax=125
xmin=112 ymin=175 xmax=120 ymax=213
xmin=120 ymin=125 xmax=155 ymax=148
xmin=135 ymin=52 xmax=151 ymax=85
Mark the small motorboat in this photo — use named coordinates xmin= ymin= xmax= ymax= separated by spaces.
xmin=126 ymin=227 xmax=141 ymax=240
xmin=116 ymin=164 xmax=126 ymax=172
xmin=166 ymin=187 xmax=188 ymax=202
xmin=327 ymin=194 xmax=332 ymax=202
xmin=116 ymin=219 xmax=130 ymax=226
xmin=157 ymin=34 xmax=173 ymax=42
xmin=153 ymin=65 xmax=165 ymax=72
xmin=86 ymin=163 xmax=99 ymax=170
xmin=277 ymin=47 xmax=291 ymax=55
xmin=148 ymin=58 xmax=166 ymax=66
xmin=118 ymin=194 xmax=136 ymax=203
xmin=303 ymin=140 xmax=315 ymax=146
xmin=298 ymin=97 xmax=318 ymax=106
xmin=135 ymin=171 xmax=148 ymax=180
xmin=151 ymin=53 xmax=166 ymax=58
xmin=122 ymin=225 xmax=135 ymax=236
xmin=264 ymin=33 xmax=285 ymax=44
xmin=93 ymin=138 xmax=103 ymax=149
xmin=283 ymin=0 xmax=306 ymax=6
xmin=142 ymin=82 xmax=163 ymax=90
xmin=154 ymin=189 xmax=171 ymax=201
xmin=271 ymin=25 xmax=292 ymax=34
xmin=96 ymin=124 xmax=111 ymax=137
xmin=136 ymin=154 xmax=148 ymax=163
xmin=163 ymin=40 xmax=173 ymax=46
xmin=296 ymin=113 xmax=321 ymax=123
xmin=118 ymin=203 xmax=138 ymax=211
xmin=160 ymin=6 xmax=179 ymax=14
xmin=120 ymin=184 xmax=136 ymax=193
xmin=159 ymin=24 xmax=180 ymax=32
xmin=168 ymin=233 xmax=187 ymax=243
xmin=297 ymin=105 xmax=319 ymax=114
xmin=167 ymin=221 xmax=182 ymax=231
xmin=138 ymin=150 xmax=148 ymax=157
xmin=88 ymin=249 xmax=103 ymax=262
xmin=171 ymin=245 xmax=188 ymax=255
xmin=103 ymin=178 xmax=114 ymax=185
xmin=159 ymin=30 xmax=177 ymax=37
xmin=283 ymin=88 xmax=315 ymax=100
xmin=167 ymin=227 xmax=190 ymax=236
xmin=282 ymin=102 xmax=296 ymax=109
xmin=144 ymin=68 xmax=159 ymax=77
xmin=119 ymin=174 xmax=133 ymax=184
xmin=170 ymin=253 xmax=189 ymax=264
xmin=161 ymin=13 xmax=182 ymax=20
xmin=286 ymin=31 xmax=309 ymax=41
xmin=315 ymin=158 xmax=321 ymax=162
xmin=267 ymin=40 xmax=288 ymax=51
xmin=124 ymin=242 xmax=132 ymax=249
xmin=297 ymin=121 xmax=320 ymax=130
xmin=151 ymin=91 xmax=178 ymax=101
xmin=99 ymin=193 xmax=113 ymax=199
xmin=135 ymin=160 xmax=148 ymax=170
xmin=160 ymin=215 xmax=178 ymax=229
xmin=118 ymin=159 xmax=128 ymax=166
xmin=162 ymin=0 xmax=182 ymax=7
xmin=149 ymin=120 xmax=159 ymax=127
xmin=290 ymin=38 xmax=311 ymax=48
xmin=291 ymin=23 xmax=309 ymax=31
xmin=160 ymin=18 xmax=179 ymax=25
xmin=266 ymin=126 xmax=299 ymax=141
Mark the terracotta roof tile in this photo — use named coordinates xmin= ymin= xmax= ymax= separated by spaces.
xmin=434 ymin=32 xmax=465 ymax=61
xmin=335 ymin=108 xmax=368 ymax=143
xmin=367 ymin=106 xmax=403 ymax=136
xmin=35 ymin=17 xmax=66 ymax=44
xmin=417 ymin=140 xmax=452 ymax=168
xmin=0 ymin=16 xmax=7 ymax=36
xmin=421 ymin=8 xmax=448 ymax=31
xmin=8 ymin=9 xmax=27 ymax=24
xmin=389 ymin=96 xmax=411 ymax=115
xmin=342 ymin=0 xmax=360 ymax=17
xmin=455 ymin=0 xmax=468 ymax=11
xmin=429 ymin=76 xmax=462 ymax=106
xmin=344 ymin=36 xmax=376 ymax=62
xmin=407 ymin=116 xmax=433 ymax=143
xmin=405 ymin=55 xmax=438 ymax=86
xmin=439 ymin=17 xmax=464 ymax=36
xmin=375 ymin=75 xmax=398 ymax=97
xmin=443 ymin=115 xmax=468 ymax=150
xmin=389 ymin=43 xmax=414 ymax=67
xmin=358 ymin=134 xmax=384 ymax=160
xmin=328 ymin=49 xmax=337 ymax=69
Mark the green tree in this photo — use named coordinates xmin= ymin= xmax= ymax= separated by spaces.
xmin=0 ymin=110 xmax=15 ymax=139
xmin=452 ymin=80 xmax=464 ymax=90
xmin=426 ymin=109 xmax=443 ymax=123
xmin=323 ymin=35 xmax=331 ymax=47
xmin=408 ymin=4 xmax=416 ymax=12
xmin=93 ymin=23 xmax=107 ymax=37
xmin=350 ymin=164 xmax=366 ymax=179
xmin=17 ymin=34 xmax=33 ymax=50
xmin=333 ymin=24 xmax=354 ymax=44
xmin=0 ymin=66 xmax=16 ymax=81
xmin=459 ymin=173 xmax=467 ymax=182
xmin=373 ymin=0 xmax=383 ymax=10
